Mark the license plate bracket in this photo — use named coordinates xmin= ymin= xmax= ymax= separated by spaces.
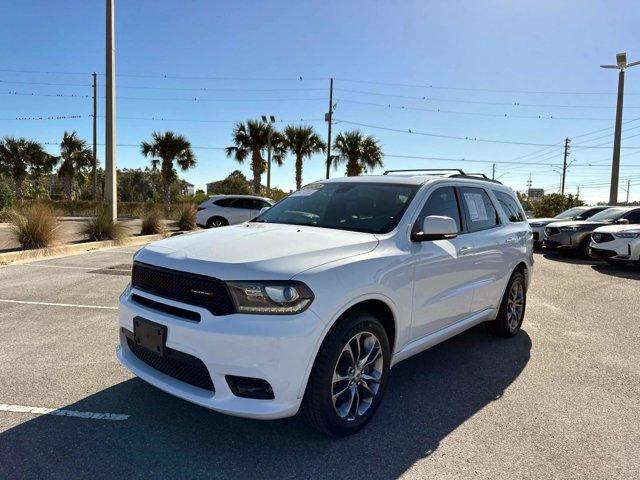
xmin=133 ymin=317 xmax=167 ymax=356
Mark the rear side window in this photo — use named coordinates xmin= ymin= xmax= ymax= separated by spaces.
xmin=459 ymin=187 xmax=500 ymax=232
xmin=213 ymin=198 xmax=235 ymax=208
xmin=413 ymin=186 xmax=461 ymax=233
xmin=493 ymin=191 xmax=525 ymax=222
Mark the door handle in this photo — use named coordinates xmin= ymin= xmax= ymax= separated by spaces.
xmin=458 ymin=246 xmax=473 ymax=255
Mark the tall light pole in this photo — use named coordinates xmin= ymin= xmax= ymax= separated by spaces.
xmin=601 ymin=52 xmax=640 ymax=205
xmin=261 ymin=115 xmax=276 ymax=190
xmin=105 ymin=0 xmax=117 ymax=221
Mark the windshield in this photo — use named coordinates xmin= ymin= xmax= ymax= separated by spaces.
xmin=587 ymin=208 xmax=628 ymax=222
xmin=254 ymin=182 xmax=419 ymax=234
xmin=554 ymin=207 xmax=587 ymax=219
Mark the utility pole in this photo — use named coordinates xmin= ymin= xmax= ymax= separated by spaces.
xmin=491 ymin=163 xmax=495 ymax=180
xmin=625 ymin=179 xmax=631 ymax=204
xmin=561 ymin=137 xmax=570 ymax=196
xmin=601 ymin=52 xmax=640 ymax=205
xmin=325 ymin=78 xmax=334 ymax=179
xmin=105 ymin=0 xmax=117 ymax=221
xmin=92 ymin=72 xmax=98 ymax=200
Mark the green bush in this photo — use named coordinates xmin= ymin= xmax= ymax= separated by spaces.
xmin=140 ymin=208 xmax=165 ymax=235
xmin=82 ymin=207 xmax=128 ymax=241
xmin=532 ymin=193 xmax=583 ymax=218
xmin=177 ymin=203 xmax=197 ymax=231
xmin=0 ymin=182 xmax=14 ymax=211
xmin=7 ymin=205 xmax=58 ymax=249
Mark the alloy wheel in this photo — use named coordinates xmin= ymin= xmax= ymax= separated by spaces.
xmin=331 ymin=331 xmax=384 ymax=421
xmin=506 ymin=280 xmax=524 ymax=332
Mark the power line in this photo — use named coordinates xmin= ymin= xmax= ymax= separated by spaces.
xmin=337 ymin=98 xmax=617 ymax=121
xmin=336 ymin=88 xmax=640 ymax=109
xmin=334 ymin=118 xmax=640 ymax=149
xmin=335 ymin=77 xmax=640 ymax=95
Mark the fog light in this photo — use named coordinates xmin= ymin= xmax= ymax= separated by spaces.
xmin=226 ymin=375 xmax=274 ymax=399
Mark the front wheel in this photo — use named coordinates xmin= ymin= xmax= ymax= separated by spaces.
xmin=205 ymin=216 xmax=228 ymax=228
xmin=486 ymin=271 xmax=526 ymax=337
xmin=302 ymin=312 xmax=390 ymax=436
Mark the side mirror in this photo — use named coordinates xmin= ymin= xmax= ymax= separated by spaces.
xmin=411 ymin=215 xmax=458 ymax=242
xmin=575 ymin=215 xmax=585 ymax=221
xmin=258 ymin=206 xmax=270 ymax=216
xmin=616 ymin=218 xmax=630 ymax=224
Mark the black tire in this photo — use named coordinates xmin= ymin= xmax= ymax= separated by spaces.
xmin=205 ymin=216 xmax=228 ymax=228
xmin=302 ymin=311 xmax=391 ymax=436
xmin=579 ymin=238 xmax=592 ymax=258
xmin=485 ymin=271 xmax=526 ymax=338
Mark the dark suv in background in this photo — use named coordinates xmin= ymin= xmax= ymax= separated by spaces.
xmin=543 ymin=207 xmax=640 ymax=257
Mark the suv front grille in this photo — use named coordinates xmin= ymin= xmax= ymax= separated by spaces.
xmin=131 ymin=262 xmax=235 ymax=315
xmin=125 ymin=334 xmax=214 ymax=391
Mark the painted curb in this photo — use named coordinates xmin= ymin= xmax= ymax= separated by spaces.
xmin=0 ymin=232 xmax=185 ymax=265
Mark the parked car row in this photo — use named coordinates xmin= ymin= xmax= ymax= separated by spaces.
xmin=530 ymin=205 xmax=640 ymax=265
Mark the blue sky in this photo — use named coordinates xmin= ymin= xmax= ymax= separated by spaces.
xmin=1 ymin=0 xmax=640 ymax=203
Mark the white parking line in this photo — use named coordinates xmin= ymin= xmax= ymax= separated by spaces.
xmin=16 ymin=264 xmax=130 ymax=272
xmin=0 ymin=403 xmax=129 ymax=421
xmin=0 ymin=299 xmax=117 ymax=310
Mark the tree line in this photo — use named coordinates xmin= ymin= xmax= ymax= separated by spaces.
xmin=0 ymin=120 xmax=383 ymax=208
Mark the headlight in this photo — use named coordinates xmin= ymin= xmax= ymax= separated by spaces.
xmin=227 ymin=281 xmax=314 ymax=314
xmin=615 ymin=230 xmax=640 ymax=238
xmin=560 ymin=226 xmax=583 ymax=232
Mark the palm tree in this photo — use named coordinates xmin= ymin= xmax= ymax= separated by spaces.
xmin=141 ymin=131 xmax=196 ymax=208
xmin=225 ymin=120 xmax=284 ymax=194
xmin=282 ymin=125 xmax=326 ymax=190
xmin=58 ymin=131 xmax=93 ymax=200
xmin=332 ymin=130 xmax=384 ymax=176
xmin=0 ymin=137 xmax=54 ymax=202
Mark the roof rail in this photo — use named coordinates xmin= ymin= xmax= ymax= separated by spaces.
xmin=447 ymin=173 xmax=503 ymax=184
xmin=383 ymin=168 xmax=465 ymax=175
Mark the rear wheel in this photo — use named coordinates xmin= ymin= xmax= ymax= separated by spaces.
xmin=486 ymin=271 xmax=526 ymax=337
xmin=303 ymin=311 xmax=390 ymax=436
xmin=206 ymin=216 xmax=228 ymax=228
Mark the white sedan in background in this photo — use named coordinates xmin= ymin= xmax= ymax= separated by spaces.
xmin=589 ymin=224 xmax=640 ymax=266
xmin=196 ymin=195 xmax=274 ymax=228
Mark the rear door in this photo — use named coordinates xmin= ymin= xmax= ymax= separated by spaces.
xmin=458 ymin=186 xmax=511 ymax=313
xmin=410 ymin=185 xmax=476 ymax=339
xmin=217 ymin=198 xmax=249 ymax=224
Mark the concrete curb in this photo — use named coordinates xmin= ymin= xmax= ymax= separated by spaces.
xmin=0 ymin=232 xmax=183 ymax=265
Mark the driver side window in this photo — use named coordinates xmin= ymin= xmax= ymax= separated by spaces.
xmin=413 ymin=186 xmax=461 ymax=235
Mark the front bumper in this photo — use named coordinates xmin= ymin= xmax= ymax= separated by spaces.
xmin=590 ymin=238 xmax=640 ymax=261
xmin=543 ymin=230 xmax=589 ymax=251
xmin=117 ymin=287 xmax=324 ymax=419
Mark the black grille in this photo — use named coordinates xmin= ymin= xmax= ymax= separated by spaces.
xmin=589 ymin=247 xmax=617 ymax=259
xmin=546 ymin=227 xmax=560 ymax=236
xmin=592 ymin=232 xmax=615 ymax=243
xmin=131 ymin=262 xmax=235 ymax=315
xmin=125 ymin=333 xmax=214 ymax=391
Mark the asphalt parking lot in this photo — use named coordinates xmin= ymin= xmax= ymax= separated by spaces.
xmin=0 ymin=248 xmax=639 ymax=480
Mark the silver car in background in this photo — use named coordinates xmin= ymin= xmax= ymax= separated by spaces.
xmin=529 ymin=206 xmax=609 ymax=248
xmin=196 ymin=195 xmax=274 ymax=228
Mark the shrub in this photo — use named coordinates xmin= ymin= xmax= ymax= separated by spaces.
xmin=140 ymin=208 xmax=166 ymax=235
xmin=7 ymin=205 xmax=58 ymax=249
xmin=82 ymin=207 xmax=128 ymax=241
xmin=177 ymin=203 xmax=197 ymax=231
xmin=532 ymin=193 xmax=583 ymax=218
xmin=0 ymin=182 xmax=14 ymax=211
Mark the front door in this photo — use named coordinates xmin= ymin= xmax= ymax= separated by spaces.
xmin=410 ymin=186 xmax=476 ymax=339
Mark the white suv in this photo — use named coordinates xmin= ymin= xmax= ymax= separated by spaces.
xmin=196 ymin=195 xmax=274 ymax=228
xmin=117 ymin=170 xmax=533 ymax=436
xmin=590 ymin=224 xmax=640 ymax=265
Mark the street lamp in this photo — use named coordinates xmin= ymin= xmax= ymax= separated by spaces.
xmin=261 ymin=115 xmax=276 ymax=190
xmin=600 ymin=52 xmax=640 ymax=204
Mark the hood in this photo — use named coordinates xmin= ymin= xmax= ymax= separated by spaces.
xmin=593 ymin=224 xmax=640 ymax=234
xmin=134 ymin=223 xmax=379 ymax=280
xmin=528 ymin=217 xmax=558 ymax=226
xmin=549 ymin=220 xmax=609 ymax=230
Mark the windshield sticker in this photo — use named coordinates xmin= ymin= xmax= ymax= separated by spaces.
xmin=464 ymin=193 xmax=488 ymax=221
